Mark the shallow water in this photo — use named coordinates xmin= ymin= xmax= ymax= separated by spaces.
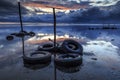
xmin=0 ymin=24 xmax=120 ymax=80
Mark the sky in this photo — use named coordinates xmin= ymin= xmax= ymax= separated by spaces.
xmin=0 ymin=0 xmax=120 ymax=23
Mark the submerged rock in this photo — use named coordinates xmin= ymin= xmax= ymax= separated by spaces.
xmin=111 ymin=39 xmax=115 ymax=41
xmin=83 ymin=52 xmax=95 ymax=56
xmin=91 ymin=58 xmax=97 ymax=60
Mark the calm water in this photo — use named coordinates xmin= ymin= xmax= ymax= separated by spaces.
xmin=0 ymin=24 xmax=120 ymax=80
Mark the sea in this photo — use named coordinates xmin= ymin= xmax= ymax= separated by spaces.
xmin=0 ymin=23 xmax=120 ymax=80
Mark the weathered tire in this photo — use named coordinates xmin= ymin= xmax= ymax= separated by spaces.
xmin=38 ymin=43 xmax=54 ymax=52
xmin=55 ymin=53 xmax=82 ymax=67
xmin=23 ymin=51 xmax=51 ymax=64
xmin=6 ymin=35 xmax=14 ymax=41
xmin=29 ymin=31 xmax=35 ymax=37
xmin=62 ymin=39 xmax=83 ymax=55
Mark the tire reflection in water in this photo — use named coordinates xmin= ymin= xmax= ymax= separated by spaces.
xmin=23 ymin=60 xmax=51 ymax=70
xmin=23 ymin=52 xmax=83 ymax=80
xmin=55 ymin=57 xmax=83 ymax=80
xmin=56 ymin=65 xmax=81 ymax=73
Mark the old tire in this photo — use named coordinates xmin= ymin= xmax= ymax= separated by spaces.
xmin=6 ymin=35 xmax=14 ymax=41
xmin=38 ymin=43 xmax=54 ymax=52
xmin=23 ymin=51 xmax=51 ymax=64
xmin=62 ymin=39 xmax=83 ymax=55
xmin=55 ymin=53 xmax=82 ymax=67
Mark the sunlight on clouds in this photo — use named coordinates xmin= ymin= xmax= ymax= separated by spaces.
xmin=21 ymin=0 xmax=119 ymax=14
xmin=90 ymin=0 xmax=119 ymax=6
xmin=25 ymin=6 xmax=35 ymax=12
xmin=68 ymin=0 xmax=80 ymax=3
xmin=23 ymin=2 xmax=70 ymax=13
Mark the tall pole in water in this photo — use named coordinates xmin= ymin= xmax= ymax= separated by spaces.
xmin=53 ymin=8 xmax=56 ymax=49
xmin=18 ymin=2 xmax=24 ymax=32
xmin=18 ymin=2 xmax=25 ymax=57
xmin=53 ymin=8 xmax=57 ymax=80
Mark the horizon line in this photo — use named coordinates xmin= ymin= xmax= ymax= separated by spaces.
xmin=0 ymin=22 xmax=120 ymax=26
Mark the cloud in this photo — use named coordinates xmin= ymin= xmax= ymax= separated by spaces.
xmin=1 ymin=0 xmax=120 ymax=23
xmin=23 ymin=0 xmax=90 ymax=11
xmin=0 ymin=0 xmax=16 ymax=15
xmin=0 ymin=0 xmax=28 ymax=16
xmin=23 ymin=1 xmax=120 ymax=23
xmin=56 ymin=1 xmax=120 ymax=23
xmin=90 ymin=0 xmax=118 ymax=7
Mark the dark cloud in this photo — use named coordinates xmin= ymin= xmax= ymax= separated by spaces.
xmin=109 ymin=1 xmax=120 ymax=19
xmin=0 ymin=0 xmax=16 ymax=15
xmin=0 ymin=0 xmax=28 ymax=16
xmin=0 ymin=0 xmax=120 ymax=23
xmin=56 ymin=1 xmax=120 ymax=23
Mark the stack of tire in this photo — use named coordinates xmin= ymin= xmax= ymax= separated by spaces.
xmin=37 ymin=39 xmax=83 ymax=54
xmin=23 ymin=39 xmax=83 ymax=70
xmin=55 ymin=39 xmax=83 ymax=68
xmin=37 ymin=39 xmax=83 ymax=68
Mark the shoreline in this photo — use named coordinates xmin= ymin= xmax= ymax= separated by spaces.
xmin=0 ymin=22 xmax=120 ymax=26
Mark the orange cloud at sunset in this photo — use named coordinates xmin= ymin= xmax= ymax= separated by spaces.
xmin=22 ymin=1 xmax=89 ymax=10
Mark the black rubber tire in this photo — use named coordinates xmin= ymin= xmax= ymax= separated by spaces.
xmin=23 ymin=51 xmax=51 ymax=64
xmin=6 ymin=35 xmax=14 ymax=41
xmin=38 ymin=43 xmax=54 ymax=52
xmin=29 ymin=31 xmax=35 ymax=37
xmin=62 ymin=39 xmax=83 ymax=55
xmin=55 ymin=53 xmax=82 ymax=67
